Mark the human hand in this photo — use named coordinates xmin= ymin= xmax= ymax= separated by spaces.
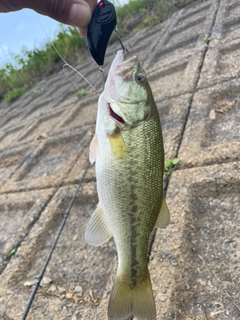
xmin=0 ymin=0 xmax=97 ymax=36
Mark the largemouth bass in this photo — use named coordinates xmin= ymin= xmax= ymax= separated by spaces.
xmin=85 ymin=50 xmax=170 ymax=320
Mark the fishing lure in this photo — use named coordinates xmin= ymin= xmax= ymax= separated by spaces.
xmin=87 ymin=0 xmax=128 ymax=67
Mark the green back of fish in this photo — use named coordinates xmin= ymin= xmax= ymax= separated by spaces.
xmin=96 ymin=97 xmax=164 ymax=276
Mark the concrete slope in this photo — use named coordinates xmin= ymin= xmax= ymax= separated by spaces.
xmin=0 ymin=0 xmax=239 ymax=319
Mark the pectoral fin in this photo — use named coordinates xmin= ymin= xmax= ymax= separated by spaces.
xmin=89 ymin=134 xmax=98 ymax=164
xmin=108 ymin=132 xmax=128 ymax=160
xmin=155 ymin=196 xmax=170 ymax=229
xmin=85 ymin=205 xmax=112 ymax=246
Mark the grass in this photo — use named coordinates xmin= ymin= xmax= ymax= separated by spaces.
xmin=76 ymin=88 xmax=88 ymax=99
xmin=0 ymin=0 xmax=197 ymax=104
xmin=3 ymin=85 xmax=29 ymax=103
xmin=164 ymin=158 xmax=180 ymax=175
xmin=0 ymin=25 xmax=87 ymax=103
xmin=8 ymin=248 xmax=17 ymax=259
xmin=203 ymin=36 xmax=212 ymax=46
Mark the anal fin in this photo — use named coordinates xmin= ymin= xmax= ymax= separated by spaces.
xmin=155 ymin=196 xmax=170 ymax=229
xmin=85 ymin=205 xmax=112 ymax=246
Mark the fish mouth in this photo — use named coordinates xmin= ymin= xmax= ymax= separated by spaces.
xmin=116 ymin=53 xmax=138 ymax=77
xmin=115 ymin=50 xmax=138 ymax=66
xmin=110 ymin=50 xmax=138 ymax=77
xmin=109 ymin=103 xmax=125 ymax=124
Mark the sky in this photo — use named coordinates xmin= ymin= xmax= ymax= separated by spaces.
xmin=0 ymin=0 xmax=129 ymax=68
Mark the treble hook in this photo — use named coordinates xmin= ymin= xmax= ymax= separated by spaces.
xmin=114 ymin=26 xmax=130 ymax=54
xmin=86 ymin=0 xmax=130 ymax=67
xmin=86 ymin=0 xmax=131 ymax=93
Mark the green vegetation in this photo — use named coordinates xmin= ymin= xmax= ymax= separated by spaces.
xmin=76 ymin=88 xmax=88 ymax=99
xmin=164 ymin=158 xmax=180 ymax=175
xmin=203 ymin=36 xmax=212 ymax=45
xmin=8 ymin=248 xmax=17 ymax=259
xmin=3 ymin=85 xmax=29 ymax=103
xmin=0 ymin=25 xmax=86 ymax=103
xmin=0 ymin=0 xmax=197 ymax=104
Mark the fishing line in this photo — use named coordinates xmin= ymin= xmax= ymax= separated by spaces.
xmin=23 ymin=10 xmax=131 ymax=320
xmin=21 ymin=162 xmax=90 ymax=320
xmin=21 ymin=15 xmax=99 ymax=319
xmin=36 ymin=14 xmax=104 ymax=95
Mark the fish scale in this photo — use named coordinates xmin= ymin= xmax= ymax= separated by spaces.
xmin=85 ymin=50 xmax=170 ymax=320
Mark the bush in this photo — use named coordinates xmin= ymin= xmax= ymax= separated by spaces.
xmin=3 ymin=85 xmax=28 ymax=103
xmin=0 ymin=24 xmax=87 ymax=104
xmin=0 ymin=0 xmax=196 ymax=105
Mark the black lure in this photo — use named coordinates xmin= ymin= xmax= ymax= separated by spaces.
xmin=87 ymin=0 xmax=117 ymax=67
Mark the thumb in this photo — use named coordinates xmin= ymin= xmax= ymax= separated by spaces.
xmin=0 ymin=0 xmax=97 ymax=35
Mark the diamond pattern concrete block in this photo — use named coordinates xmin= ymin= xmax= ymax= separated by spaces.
xmin=0 ymin=184 xmax=116 ymax=320
xmin=0 ymin=289 xmax=96 ymax=319
xmin=156 ymin=94 xmax=192 ymax=161
xmin=178 ymin=79 xmax=240 ymax=167
xmin=0 ymin=109 xmax=23 ymax=131
xmin=54 ymin=96 xmax=98 ymax=133
xmin=20 ymin=99 xmax=62 ymax=123
xmin=0 ymin=144 xmax=33 ymax=185
xmin=1 ymin=128 xmax=92 ymax=193
xmin=0 ymin=121 xmax=28 ymax=150
xmin=150 ymin=161 xmax=240 ymax=320
xmin=145 ymin=0 xmax=218 ymax=100
xmin=198 ymin=0 xmax=240 ymax=88
xmin=17 ymin=108 xmax=67 ymax=144
xmin=0 ymin=189 xmax=54 ymax=275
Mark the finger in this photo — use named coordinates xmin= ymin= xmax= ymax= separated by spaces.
xmin=0 ymin=0 xmax=97 ymax=30
xmin=77 ymin=0 xmax=97 ymax=36
xmin=77 ymin=26 xmax=88 ymax=37
xmin=0 ymin=0 xmax=20 ymax=12
xmin=84 ymin=0 xmax=98 ymax=13
xmin=26 ymin=0 xmax=96 ymax=29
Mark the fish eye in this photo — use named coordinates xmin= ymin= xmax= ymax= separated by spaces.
xmin=135 ymin=73 xmax=145 ymax=84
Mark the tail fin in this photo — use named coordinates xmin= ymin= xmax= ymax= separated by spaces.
xmin=108 ymin=271 xmax=156 ymax=320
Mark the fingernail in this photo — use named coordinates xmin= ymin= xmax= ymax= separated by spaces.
xmin=69 ymin=3 xmax=90 ymax=27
